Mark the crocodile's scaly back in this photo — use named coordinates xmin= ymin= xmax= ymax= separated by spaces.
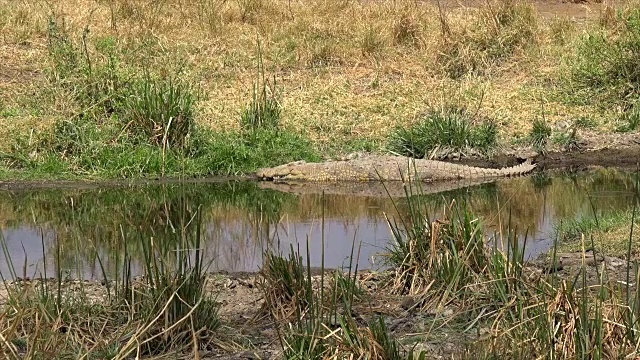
xmin=256 ymin=155 xmax=536 ymax=182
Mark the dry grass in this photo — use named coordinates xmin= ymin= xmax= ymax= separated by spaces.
xmin=0 ymin=0 xmax=623 ymax=154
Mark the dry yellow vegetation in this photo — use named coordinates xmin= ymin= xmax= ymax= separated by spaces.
xmin=0 ymin=0 xmax=621 ymax=152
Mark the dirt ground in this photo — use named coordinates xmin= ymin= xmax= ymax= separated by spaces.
xmin=439 ymin=0 xmax=618 ymax=20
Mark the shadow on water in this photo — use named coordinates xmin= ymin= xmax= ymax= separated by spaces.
xmin=0 ymin=169 xmax=638 ymax=279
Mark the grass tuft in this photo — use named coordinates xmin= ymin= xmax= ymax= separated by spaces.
xmin=361 ymin=25 xmax=386 ymax=56
xmin=258 ymin=246 xmax=313 ymax=320
xmin=617 ymin=100 xmax=640 ymax=132
xmin=241 ymin=42 xmax=282 ymax=131
xmin=392 ymin=12 xmax=423 ymax=47
xmin=528 ymin=117 xmax=552 ymax=151
xmin=123 ymin=75 xmax=197 ymax=149
xmin=385 ymin=198 xmax=487 ymax=296
xmin=387 ymin=106 xmax=497 ymax=158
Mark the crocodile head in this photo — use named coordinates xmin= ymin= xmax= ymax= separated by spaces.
xmin=256 ymin=161 xmax=307 ymax=180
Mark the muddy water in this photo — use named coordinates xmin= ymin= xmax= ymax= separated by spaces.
xmin=0 ymin=169 xmax=637 ymax=279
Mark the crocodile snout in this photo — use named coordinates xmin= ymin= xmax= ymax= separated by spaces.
xmin=256 ymin=161 xmax=307 ymax=180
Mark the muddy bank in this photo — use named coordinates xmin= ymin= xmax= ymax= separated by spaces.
xmin=465 ymin=146 xmax=640 ymax=171
xmin=457 ymin=132 xmax=640 ymax=171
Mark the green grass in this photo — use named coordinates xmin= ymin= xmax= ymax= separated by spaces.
xmin=0 ymin=23 xmax=318 ymax=178
xmin=617 ymin=101 xmax=640 ymax=132
xmin=0 ymin=15 xmax=320 ymax=180
xmin=122 ymin=75 xmax=197 ymax=149
xmin=0 ymin=116 xmax=319 ymax=179
xmin=240 ymin=42 xmax=282 ymax=131
xmin=528 ymin=117 xmax=552 ymax=152
xmin=384 ymin=189 xmax=490 ymax=297
xmin=564 ymin=7 xmax=640 ymax=126
xmin=387 ymin=106 xmax=497 ymax=159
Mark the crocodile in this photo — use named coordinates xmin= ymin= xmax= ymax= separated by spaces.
xmin=256 ymin=155 xmax=536 ymax=182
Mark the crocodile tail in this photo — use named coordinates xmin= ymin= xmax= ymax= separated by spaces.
xmin=455 ymin=158 xmax=536 ymax=178
xmin=496 ymin=158 xmax=536 ymax=177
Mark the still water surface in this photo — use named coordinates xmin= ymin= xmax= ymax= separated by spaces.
xmin=0 ymin=169 xmax=637 ymax=279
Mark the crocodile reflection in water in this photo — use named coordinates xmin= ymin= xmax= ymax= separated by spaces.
xmin=258 ymin=177 xmax=503 ymax=198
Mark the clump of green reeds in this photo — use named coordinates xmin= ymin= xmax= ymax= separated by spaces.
xmin=385 ymin=196 xmax=488 ymax=297
xmin=240 ymin=42 xmax=281 ymax=131
xmin=333 ymin=239 xmax=365 ymax=307
xmin=387 ymin=106 xmax=497 ymax=159
xmin=115 ymin=208 xmax=220 ymax=356
xmin=259 ymin=232 xmax=424 ymax=359
xmin=528 ymin=117 xmax=552 ymax=152
xmin=258 ymin=244 xmax=314 ymax=320
xmin=0 ymin=205 xmax=221 ymax=358
xmin=123 ymin=75 xmax=197 ymax=150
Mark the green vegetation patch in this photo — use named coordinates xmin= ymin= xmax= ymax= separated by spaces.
xmin=387 ymin=106 xmax=497 ymax=159
xmin=564 ymin=7 xmax=640 ymax=131
xmin=1 ymin=124 xmax=319 ymax=179
xmin=0 ymin=17 xmax=319 ymax=179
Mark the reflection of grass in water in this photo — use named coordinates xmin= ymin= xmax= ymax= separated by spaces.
xmin=0 ymin=170 xmax=637 ymax=274
xmin=483 ymin=170 xmax=637 ymax=235
xmin=386 ymin=169 xmax=637 ymax=244
xmin=530 ymin=172 xmax=552 ymax=191
xmin=392 ymin=181 xmax=499 ymax=217
xmin=556 ymin=210 xmax=640 ymax=257
xmin=553 ymin=170 xmax=640 ymax=257
xmin=0 ymin=181 xmax=297 ymax=273
xmin=288 ymin=193 xmax=400 ymax=223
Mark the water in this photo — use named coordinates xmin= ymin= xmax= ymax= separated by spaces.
xmin=0 ymin=169 xmax=637 ymax=279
